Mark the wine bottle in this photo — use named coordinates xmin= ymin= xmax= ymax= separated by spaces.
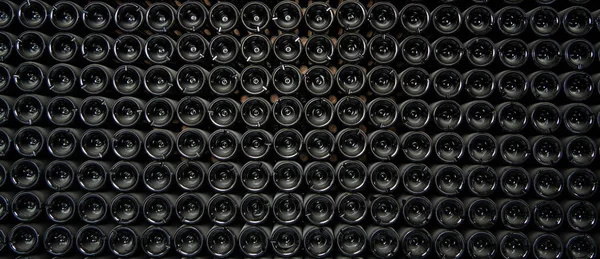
xmin=46 ymin=64 xmax=79 ymax=94
xmin=207 ymin=193 xmax=240 ymax=226
xmin=303 ymin=193 xmax=334 ymax=226
xmin=142 ymin=193 xmax=177 ymax=225
xmin=528 ymin=6 xmax=560 ymax=36
xmin=142 ymin=162 xmax=175 ymax=192
xmin=273 ymin=33 xmax=302 ymax=63
xmin=176 ymin=1 xmax=207 ymax=32
xmin=8 ymin=223 xmax=46 ymax=254
xmin=303 ymin=226 xmax=334 ymax=258
xmin=114 ymin=3 xmax=145 ymax=32
xmin=208 ymin=97 xmax=240 ymax=128
xmin=560 ymin=6 xmax=593 ymax=36
xmin=400 ymin=164 xmax=432 ymax=194
xmin=240 ymin=66 xmax=270 ymax=95
xmin=529 ymin=232 xmax=563 ymax=259
xmin=0 ymin=0 xmax=17 ymax=29
xmin=141 ymin=226 xmax=172 ymax=257
xmin=14 ymin=94 xmax=48 ymax=124
xmin=367 ymin=97 xmax=398 ymax=128
xmin=44 ymin=224 xmax=77 ymax=256
xmin=433 ymin=132 xmax=465 ymax=163
xmin=208 ymin=1 xmax=239 ymax=33
xmin=563 ymin=200 xmax=597 ymax=232
xmin=369 ymin=194 xmax=400 ymax=226
xmin=464 ymin=37 xmax=496 ymax=67
xmin=207 ymin=162 xmax=240 ymax=192
xmin=399 ymin=195 xmax=432 ymax=227
xmin=208 ymin=130 xmax=241 ymax=160
xmin=45 ymin=191 xmax=80 ymax=223
xmin=272 ymin=160 xmax=303 ymax=192
xmin=14 ymin=62 xmax=48 ymax=93
xmin=368 ymin=65 xmax=397 ymax=96
xmin=497 ymin=166 xmax=529 ymax=198
xmin=305 ymin=161 xmax=335 ymax=193
xmin=335 ymin=160 xmax=367 ymax=191
xmin=17 ymin=0 xmax=50 ymax=29
xmin=432 ymin=164 xmax=464 ymax=196
xmin=271 ymin=224 xmax=302 ymax=257
xmin=529 ymin=71 xmax=560 ymax=101
xmin=240 ymin=193 xmax=271 ymax=224
xmin=530 ymin=199 xmax=563 ymax=231
xmin=14 ymin=126 xmax=48 ymax=157
xmin=176 ymin=97 xmax=207 ymax=127
xmin=463 ymin=197 xmax=498 ymax=229
xmin=336 ymin=96 xmax=366 ymax=127
xmin=400 ymin=3 xmax=430 ymax=34
xmin=463 ymin=69 xmax=494 ymax=99
xmin=432 ymin=196 xmax=465 ymax=228
xmin=336 ymin=64 xmax=366 ymax=94
xmin=241 ymin=97 xmax=271 ymax=128
xmin=432 ymin=229 xmax=465 ymax=258
xmin=336 ymin=128 xmax=367 ymax=159
xmin=563 ymin=233 xmax=596 ymax=259
xmin=77 ymin=160 xmax=110 ymax=191
xmin=144 ymin=129 xmax=177 ymax=160
xmin=530 ymin=167 xmax=564 ymax=199
xmin=464 ymin=230 xmax=497 ymax=259
xmin=82 ymin=1 xmax=114 ymax=32
xmin=432 ymin=5 xmax=461 ymax=34
xmin=304 ymin=66 xmax=333 ymax=96
xmin=81 ymin=33 xmax=114 ymax=63
xmin=109 ymin=161 xmax=142 ymax=192
xmin=175 ymin=192 xmax=208 ymax=224
xmin=368 ymin=34 xmax=398 ymax=64
xmin=529 ymin=39 xmax=562 ymax=69
xmin=431 ymin=100 xmax=463 ymax=131
xmin=304 ymin=129 xmax=335 ymax=160
xmin=272 ymin=64 xmax=301 ymax=94
xmin=564 ymin=168 xmax=598 ymax=199
xmin=110 ymin=193 xmax=143 ymax=225
xmin=50 ymin=1 xmax=81 ymax=31
xmin=271 ymin=0 xmax=301 ymax=32
xmin=432 ymin=36 xmax=464 ymax=66
xmin=496 ymin=39 xmax=529 ymax=68
xmin=177 ymin=33 xmax=208 ymax=63
xmin=562 ymin=136 xmax=597 ymax=166
xmin=112 ymin=129 xmax=144 ymax=160
xmin=273 ymin=193 xmax=302 ymax=224
xmin=431 ymin=68 xmax=463 ymax=98
xmin=397 ymin=227 xmax=432 ymax=259
xmin=562 ymin=39 xmax=595 ymax=70
xmin=44 ymin=160 xmax=77 ymax=191
xmin=366 ymin=226 xmax=399 ymax=258
xmin=144 ymin=97 xmax=177 ymax=127
xmin=496 ymin=6 xmax=528 ymax=36
xmin=400 ymin=132 xmax=432 ymax=162
xmin=240 ymin=161 xmax=272 ymax=191
xmin=273 ymin=128 xmax=302 ymax=159
xmin=12 ymin=190 xmax=49 ymax=222
xmin=368 ymin=130 xmax=400 ymax=161
xmin=79 ymin=96 xmax=114 ymax=127
xmin=114 ymin=34 xmax=144 ymax=64
xmin=239 ymin=224 xmax=270 ymax=257
xmin=305 ymin=34 xmax=333 ymax=65
xmin=78 ymin=192 xmax=114 ymax=224
xmin=49 ymin=33 xmax=81 ymax=62
xmin=146 ymin=2 xmax=175 ymax=33
xmin=367 ymin=2 xmax=398 ymax=32
xmin=464 ymin=165 xmax=497 ymax=197
xmin=561 ymin=103 xmax=594 ymax=134
xmin=209 ymin=34 xmax=240 ymax=65
xmin=112 ymin=96 xmax=145 ymax=127
xmin=305 ymin=2 xmax=334 ymax=33
xmin=463 ymin=5 xmax=494 ymax=35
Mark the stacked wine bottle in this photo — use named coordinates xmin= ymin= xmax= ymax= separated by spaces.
xmin=1 ymin=0 xmax=600 ymax=258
